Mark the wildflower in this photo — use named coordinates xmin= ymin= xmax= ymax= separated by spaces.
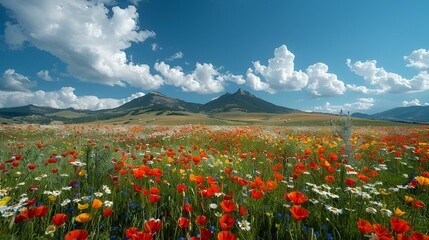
xmin=412 ymin=199 xmax=425 ymax=208
xmin=220 ymin=200 xmax=237 ymax=213
xmin=149 ymin=194 xmax=161 ymax=204
xmin=416 ymin=176 xmax=429 ymax=186
xmin=92 ymin=198 xmax=102 ymax=209
xmin=287 ymin=191 xmax=308 ymax=205
xmin=325 ymin=175 xmax=335 ymax=183
xmin=75 ymin=213 xmax=92 ymax=223
xmin=404 ymin=195 xmax=414 ymax=202
xmin=373 ymin=224 xmax=393 ymax=240
xmin=390 ymin=217 xmax=411 ymax=234
xmin=380 ymin=208 xmax=393 ymax=217
xmin=45 ymin=225 xmax=56 ymax=235
xmin=177 ymin=183 xmax=187 ymax=193
xmin=250 ymin=189 xmax=263 ymax=199
xmin=61 ymin=199 xmax=71 ymax=206
xmin=94 ymin=192 xmax=103 ymax=197
xmin=178 ymin=217 xmax=190 ymax=228
xmin=325 ymin=205 xmax=343 ymax=215
xmin=104 ymin=200 xmax=113 ymax=207
xmin=195 ymin=215 xmax=208 ymax=226
xmin=143 ymin=218 xmax=162 ymax=233
xmin=209 ymin=203 xmax=218 ymax=209
xmin=366 ymin=207 xmax=377 ymax=214
xmin=394 ymin=207 xmax=405 ymax=217
xmin=219 ymin=214 xmax=235 ymax=230
xmin=357 ymin=219 xmax=373 ymax=233
xmin=103 ymin=208 xmax=113 ymax=217
xmin=218 ymin=231 xmax=237 ymax=240
xmin=0 ymin=196 xmax=11 ymax=206
xmin=52 ymin=213 xmax=67 ymax=226
xmin=65 ymin=229 xmax=89 ymax=240
xmin=345 ymin=178 xmax=356 ymax=186
xmin=239 ymin=205 xmax=248 ymax=215
xmin=77 ymin=203 xmax=89 ymax=210
xmin=183 ymin=203 xmax=193 ymax=213
xmin=289 ymin=205 xmax=309 ymax=221
xmin=238 ymin=220 xmax=251 ymax=231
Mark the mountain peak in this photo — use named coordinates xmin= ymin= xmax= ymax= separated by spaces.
xmin=234 ymin=88 xmax=254 ymax=97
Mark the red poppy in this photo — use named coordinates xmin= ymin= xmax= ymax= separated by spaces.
xmin=51 ymin=168 xmax=58 ymax=173
xmin=390 ymin=217 xmax=411 ymax=234
xmin=149 ymin=194 xmax=161 ymax=204
xmin=125 ymin=227 xmax=139 ymax=238
xmin=131 ymin=231 xmax=153 ymax=240
xmin=200 ymin=228 xmax=212 ymax=240
xmin=239 ymin=205 xmax=248 ymax=215
xmin=397 ymin=234 xmax=413 ymax=240
xmin=52 ymin=213 xmax=67 ymax=226
xmin=411 ymin=231 xmax=429 ymax=240
xmin=35 ymin=206 xmax=49 ymax=218
xmin=177 ymin=183 xmax=187 ymax=193
xmin=28 ymin=164 xmax=37 ymax=169
xmin=217 ymin=231 xmax=237 ymax=240
xmin=103 ymin=208 xmax=113 ymax=217
xmin=345 ymin=178 xmax=356 ymax=186
xmin=195 ymin=215 xmax=208 ymax=226
xmin=357 ymin=218 xmax=373 ymax=233
xmin=65 ymin=229 xmax=89 ymax=240
xmin=219 ymin=214 xmax=235 ymax=230
xmin=289 ymin=205 xmax=309 ymax=221
xmin=287 ymin=191 xmax=308 ymax=205
xmin=325 ymin=175 xmax=335 ymax=183
xmin=373 ymin=224 xmax=393 ymax=240
xmin=220 ymin=200 xmax=237 ymax=213
xmin=412 ymin=199 xmax=425 ymax=208
xmin=183 ymin=203 xmax=193 ymax=213
xmin=250 ymin=189 xmax=263 ymax=199
xmin=143 ymin=218 xmax=162 ymax=233
xmin=178 ymin=217 xmax=190 ymax=228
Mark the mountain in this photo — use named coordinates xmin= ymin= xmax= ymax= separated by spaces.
xmin=201 ymin=88 xmax=299 ymax=114
xmin=352 ymin=106 xmax=429 ymax=123
xmin=113 ymin=91 xmax=202 ymax=113
xmin=0 ymin=104 xmax=61 ymax=117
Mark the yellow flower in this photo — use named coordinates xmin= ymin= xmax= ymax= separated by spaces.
xmin=0 ymin=196 xmax=11 ymax=206
xmin=48 ymin=195 xmax=57 ymax=201
xmin=92 ymin=198 xmax=103 ymax=209
xmin=75 ymin=213 xmax=92 ymax=223
xmin=394 ymin=207 xmax=405 ymax=216
xmin=45 ymin=225 xmax=56 ymax=236
xmin=179 ymin=169 xmax=185 ymax=174
xmin=78 ymin=203 xmax=89 ymax=210
xmin=416 ymin=176 xmax=429 ymax=186
xmin=78 ymin=169 xmax=86 ymax=176
xmin=167 ymin=157 xmax=174 ymax=163
xmin=404 ymin=195 xmax=414 ymax=202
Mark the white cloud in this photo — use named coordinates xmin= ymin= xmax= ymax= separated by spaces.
xmin=249 ymin=45 xmax=308 ymax=92
xmin=1 ymin=0 xmax=163 ymax=89
xmin=154 ymin=61 xmax=226 ymax=94
xmin=0 ymin=87 xmax=145 ymax=110
xmin=151 ymin=43 xmax=161 ymax=51
xmin=402 ymin=99 xmax=421 ymax=107
xmin=0 ymin=69 xmax=35 ymax=92
xmin=306 ymin=63 xmax=346 ymax=97
xmin=404 ymin=49 xmax=429 ymax=69
xmin=37 ymin=70 xmax=52 ymax=81
xmin=245 ymin=68 xmax=271 ymax=92
xmin=313 ymin=98 xmax=375 ymax=114
xmin=346 ymin=59 xmax=429 ymax=94
xmin=166 ymin=51 xmax=184 ymax=61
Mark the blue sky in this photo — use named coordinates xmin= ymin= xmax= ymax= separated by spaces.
xmin=1 ymin=0 xmax=429 ymax=114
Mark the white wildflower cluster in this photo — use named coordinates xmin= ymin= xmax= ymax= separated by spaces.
xmin=102 ymin=185 xmax=111 ymax=194
xmin=0 ymin=195 xmax=29 ymax=218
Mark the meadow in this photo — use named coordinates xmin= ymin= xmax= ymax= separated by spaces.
xmin=0 ymin=121 xmax=428 ymax=240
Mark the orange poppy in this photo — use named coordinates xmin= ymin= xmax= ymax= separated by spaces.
xmin=289 ymin=205 xmax=309 ymax=221
xmin=390 ymin=217 xmax=411 ymax=234
xmin=416 ymin=176 xmax=429 ymax=186
xmin=357 ymin=219 xmax=373 ymax=233
xmin=287 ymin=191 xmax=308 ymax=205
xmin=75 ymin=213 xmax=92 ymax=223
xmin=52 ymin=213 xmax=67 ymax=226
xmin=220 ymin=200 xmax=237 ymax=213
xmin=325 ymin=175 xmax=335 ymax=183
xmin=217 ymin=231 xmax=237 ymax=240
xmin=65 ymin=229 xmax=89 ymax=240
xmin=219 ymin=214 xmax=235 ymax=230
xmin=92 ymin=198 xmax=103 ymax=209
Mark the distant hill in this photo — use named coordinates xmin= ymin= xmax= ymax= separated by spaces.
xmin=113 ymin=92 xmax=202 ymax=113
xmin=201 ymin=88 xmax=299 ymax=114
xmin=352 ymin=106 xmax=429 ymax=123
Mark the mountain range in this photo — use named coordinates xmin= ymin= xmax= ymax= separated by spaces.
xmin=0 ymin=89 xmax=427 ymax=124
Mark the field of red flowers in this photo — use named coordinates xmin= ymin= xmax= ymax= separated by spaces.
xmin=0 ymin=123 xmax=428 ymax=240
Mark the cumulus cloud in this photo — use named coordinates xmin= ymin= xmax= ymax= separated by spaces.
xmin=0 ymin=87 xmax=145 ymax=110
xmin=1 ymin=0 xmax=163 ymax=89
xmin=151 ymin=43 xmax=162 ymax=51
xmin=404 ymin=49 xmax=429 ymax=69
xmin=249 ymin=45 xmax=308 ymax=92
xmin=306 ymin=63 xmax=346 ymax=97
xmin=245 ymin=45 xmax=345 ymax=97
xmin=0 ymin=69 xmax=35 ymax=92
xmin=346 ymin=59 xmax=429 ymax=94
xmin=166 ymin=51 xmax=184 ymax=61
xmin=313 ymin=98 xmax=375 ymax=114
xmin=401 ymin=99 xmax=429 ymax=107
xmin=154 ymin=61 xmax=243 ymax=94
xmin=37 ymin=70 xmax=52 ymax=81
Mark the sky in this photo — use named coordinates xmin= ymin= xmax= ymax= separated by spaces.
xmin=1 ymin=0 xmax=429 ymax=114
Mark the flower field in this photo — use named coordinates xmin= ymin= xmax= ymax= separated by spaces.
xmin=0 ymin=123 xmax=428 ymax=240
